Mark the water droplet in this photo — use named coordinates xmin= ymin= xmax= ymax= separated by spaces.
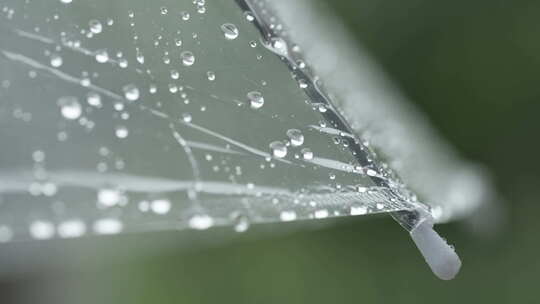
xmin=0 ymin=226 xmax=13 ymax=243
xmin=244 ymin=11 xmax=255 ymax=22
xmin=177 ymin=111 xmax=191 ymax=122
xmin=95 ymin=49 xmax=109 ymax=63
xmin=123 ymin=84 xmax=139 ymax=101
xmin=160 ymin=6 xmax=168 ymax=15
xmin=115 ymin=126 xmax=129 ymax=138
xmin=118 ymin=58 xmax=128 ymax=68
xmin=280 ymin=210 xmax=296 ymax=221
xmin=98 ymin=188 xmax=121 ymax=207
xmin=150 ymin=199 xmax=171 ymax=214
xmin=247 ymin=91 xmax=264 ymax=109
xmin=286 ymin=129 xmax=304 ymax=146
xmin=180 ymin=11 xmax=190 ymax=21
xmin=32 ymin=150 xmax=45 ymax=162
xmin=188 ymin=214 xmax=214 ymax=230
xmin=314 ymin=209 xmax=329 ymax=219
xmin=268 ymin=37 xmax=288 ymax=56
xmin=170 ymin=69 xmax=180 ymax=80
xmin=269 ymin=141 xmax=287 ymax=158
xmin=60 ymin=0 xmax=72 ymax=4
xmin=86 ymin=92 xmax=102 ymax=107
xmin=207 ymin=71 xmax=216 ymax=81
xmin=88 ymin=19 xmax=102 ymax=34
xmin=93 ymin=218 xmax=123 ymax=234
xmin=220 ymin=23 xmax=239 ymax=40
xmin=357 ymin=186 xmax=367 ymax=193
xmin=180 ymin=51 xmax=195 ymax=66
xmin=29 ymin=220 xmax=55 ymax=240
xmin=233 ymin=213 xmax=250 ymax=232
xmin=50 ymin=54 xmax=63 ymax=67
xmin=366 ymin=169 xmax=377 ymax=176
xmin=57 ymin=96 xmax=82 ymax=120
xmin=350 ymin=206 xmax=367 ymax=215
xmin=301 ymin=148 xmax=314 ymax=160
xmin=58 ymin=219 xmax=86 ymax=238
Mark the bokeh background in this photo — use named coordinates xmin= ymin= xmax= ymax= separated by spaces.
xmin=2 ymin=0 xmax=540 ymax=303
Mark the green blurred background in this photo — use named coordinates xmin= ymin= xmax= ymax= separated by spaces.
xmin=3 ymin=0 xmax=540 ymax=303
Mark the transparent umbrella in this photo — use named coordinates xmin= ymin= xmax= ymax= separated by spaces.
xmin=0 ymin=0 xmax=495 ymax=280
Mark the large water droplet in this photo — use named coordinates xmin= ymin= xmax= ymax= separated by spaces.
xmin=180 ymin=51 xmax=195 ymax=66
xmin=220 ymin=23 xmax=239 ymax=40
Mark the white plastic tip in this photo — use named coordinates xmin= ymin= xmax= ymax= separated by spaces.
xmin=410 ymin=219 xmax=462 ymax=280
